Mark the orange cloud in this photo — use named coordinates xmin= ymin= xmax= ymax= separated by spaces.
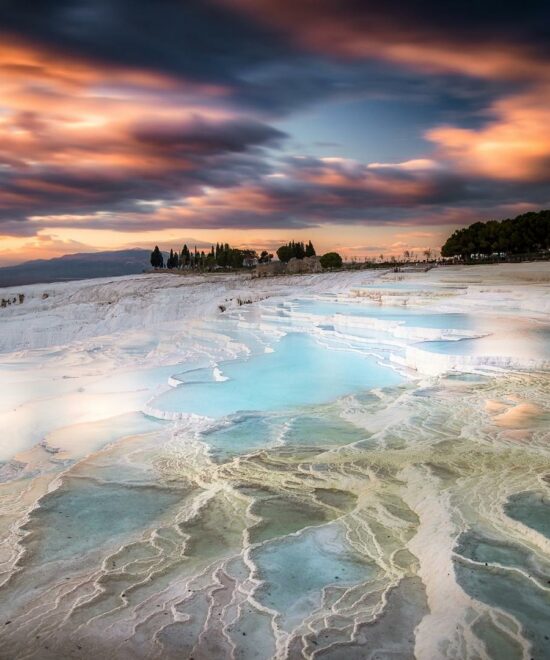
xmin=0 ymin=232 xmax=97 ymax=266
xmin=427 ymin=86 xmax=550 ymax=180
xmin=0 ymin=36 xmax=236 ymax=175
xmin=0 ymin=35 xmax=289 ymax=238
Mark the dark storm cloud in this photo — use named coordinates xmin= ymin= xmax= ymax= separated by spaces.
xmin=3 ymin=1 xmax=548 ymax=78
xmin=0 ymin=0 xmax=366 ymax=115
xmin=0 ymin=0 xmax=285 ymax=83
xmin=226 ymin=0 xmax=550 ymax=73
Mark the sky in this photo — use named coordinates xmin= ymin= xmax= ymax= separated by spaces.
xmin=0 ymin=0 xmax=549 ymax=265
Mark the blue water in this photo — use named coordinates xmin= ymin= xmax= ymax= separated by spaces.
xmin=283 ymin=414 xmax=367 ymax=448
xmin=505 ymin=491 xmax=550 ymax=539
xmin=154 ymin=332 xmax=402 ymax=418
xmin=455 ymin=559 xmax=550 ymax=658
xmin=253 ymin=523 xmax=372 ymax=630
xmin=419 ymin=326 xmax=550 ymax=359
xmin=200 ymin=411 xmax=367 ymax=462
xmin=416 ymin=338 xmax=481 ymax=355
xmin=24 ymin=477 xmax=185 ymax=565
xmin=456 ymin=531 xmax=550 ymax=586
xmin=87 ymin=362 xmax=209 ymax=394
xmin=356 ymin=281 xmax=450 ymax=291
xmin=201 ymin=414 xmax=284 ymax=461
xmin=529 ymin=326 xmax=550 ymax=358
xmin=287 ymin=299 xmax=477 ymax=330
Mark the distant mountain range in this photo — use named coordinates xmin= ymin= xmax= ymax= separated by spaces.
xmin=0 ymin=249 xmax=155 ymax=287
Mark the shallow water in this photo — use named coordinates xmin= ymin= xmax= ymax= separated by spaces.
xmin=253 ymin=522 xmax=373 ymax=631
xmin=505 ymin=491 xmax=550 ymax=539
xmin=277 ymin=298 xmax=478 ymax=329
xmin=153 ymin=332 xmax=402 ymax=418
xmin=419 ymin=325 xmax=550 ymax=359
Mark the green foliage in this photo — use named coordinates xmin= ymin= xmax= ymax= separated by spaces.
xmin=152 ymin=238 xmax=319 ymax=271
xmin=441 ymin=210 xmax=550 ymax=258
xmin=276 ymin=240 xmax=314 ymax=262
xmin=320 ymin=252 xmax=343 ymax=269
xmin=166 ymin=241 xmax=254 ymax=270
xmin=214 ymin=244 xmax=248 ymax=268
xmin=276 ymin=244 xmax=293 ymax=263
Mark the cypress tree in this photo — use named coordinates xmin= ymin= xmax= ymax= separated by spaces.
xmin=150 ymin=245 xmax=163 ymax=268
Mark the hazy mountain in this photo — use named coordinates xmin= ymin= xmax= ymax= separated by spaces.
xmin=0 ymin=249 xmax=155 ymax=287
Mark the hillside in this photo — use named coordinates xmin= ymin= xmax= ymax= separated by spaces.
xmin=0 ymin=249 xmax=153 ymax=287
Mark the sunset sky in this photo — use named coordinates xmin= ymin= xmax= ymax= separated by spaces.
xmin=1 ymin=1 xmax=549 ymax=265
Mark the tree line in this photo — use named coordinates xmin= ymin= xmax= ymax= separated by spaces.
xmin=276 ymin=240 xmax=316 ymax=262
xmin=441 ymin=210 xmax=550 ymax=259
xmin=150 ymin=243 xmax=268 ymax=270
xmin=150 ymin=239 xmax=345 ymax=271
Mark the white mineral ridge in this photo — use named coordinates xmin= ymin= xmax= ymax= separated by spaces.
xmin=0 ymin=270 xmax=376 ymax=353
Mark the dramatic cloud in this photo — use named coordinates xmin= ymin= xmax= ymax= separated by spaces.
xmin=225 ymin=0 xmax=550 ymax=81
xmin=427 ymin=87 xmax=550 ymax=181
xmin=0 ymin=39 xmax=286 ymax=234
xmin=0 ymin=0 xmax=548 ymax=261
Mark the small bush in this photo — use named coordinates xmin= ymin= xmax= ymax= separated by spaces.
xmin=320 ymin=252 xmax=343 ymax=269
